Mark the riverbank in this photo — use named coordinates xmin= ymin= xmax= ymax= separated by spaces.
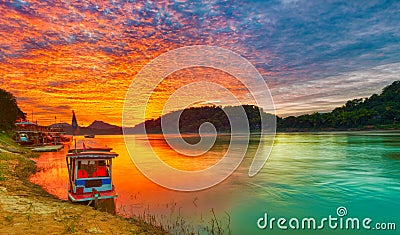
xmin=0 ymin=134 xmax=165 ymax=235
xmin=277 ymin=123 xmax=400 ymax=132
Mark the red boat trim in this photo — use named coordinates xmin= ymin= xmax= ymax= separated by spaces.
xmin=68 ymin=189 xmax=118 ymax=202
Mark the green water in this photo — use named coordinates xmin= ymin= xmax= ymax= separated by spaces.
xmin=230 ymin=132 xmax=400 ymax=234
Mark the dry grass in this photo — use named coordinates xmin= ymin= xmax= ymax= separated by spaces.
xmin=125 ymin=202 xmax=231 ymax=235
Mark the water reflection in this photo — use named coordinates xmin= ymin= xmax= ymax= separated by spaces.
xmin=146 ymin=135 xmax=228 ymax=171
xmin=30 ymin=132 xmax=400 ymax=234
xmin=30 ymin=135 xmax=245 ymax=223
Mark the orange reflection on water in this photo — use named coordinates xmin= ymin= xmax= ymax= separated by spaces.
xmin=29 ymin=135 xmax=235 ymax=220
xmin=147 ymin=136 xmax=227 ymax=171
xmin=30 ymin=147 xmax=70 ymax=201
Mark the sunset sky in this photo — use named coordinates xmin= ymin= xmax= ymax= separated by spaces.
xmin=0 ymin=0 xmax=399 ymax=126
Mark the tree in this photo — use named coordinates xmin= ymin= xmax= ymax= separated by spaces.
xmin=0 ymin=89 xmax=26 ymax=130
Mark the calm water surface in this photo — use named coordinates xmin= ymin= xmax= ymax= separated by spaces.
xmin=30 ymin=132 xmax=400 ymax=234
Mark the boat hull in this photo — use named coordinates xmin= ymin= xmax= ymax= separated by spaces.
xmin=32 ymin=145 xmax=64 ymax=152
xmin=68 ymin=189 xmax=118 ymax=202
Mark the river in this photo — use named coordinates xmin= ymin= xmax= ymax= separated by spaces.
xmin=30 ymin=132 xmax=400 ymax=234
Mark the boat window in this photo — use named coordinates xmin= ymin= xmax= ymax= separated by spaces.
xmin=93 ymin=160 xmax=110 ymax=177
xmin=77 ymin=161 xmax=89 ymax=178
xmin=77 ymin=160 xmax=110 ymax=178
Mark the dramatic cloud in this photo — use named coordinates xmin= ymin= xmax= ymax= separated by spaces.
xmin=0 ymin=0 xmax=398 ymax=124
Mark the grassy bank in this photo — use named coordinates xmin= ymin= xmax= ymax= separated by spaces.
xmin=0 ymin=133 xmax=165 ymax=235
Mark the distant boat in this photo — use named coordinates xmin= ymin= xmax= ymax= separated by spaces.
xmin=14 ymin=132 xmax=34 ymax=145
xmin=66 ymin=150 xmax=118 ymax=203
xmin=84 ymin=134 xmax=95 ymax=138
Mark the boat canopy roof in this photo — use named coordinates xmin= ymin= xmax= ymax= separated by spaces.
xmin=66 ymin=151 xmax=118 ymax=159
xmin=67 ymin=147 xmax=112 ymax=153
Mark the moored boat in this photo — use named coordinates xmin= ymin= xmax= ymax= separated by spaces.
xmin=84 ymin=134 xmax=95 ymax=138
xmin=32 ymin=145 xmax=63 ymax=152
xmin=66 ymin=150 xmax=118 ymax=203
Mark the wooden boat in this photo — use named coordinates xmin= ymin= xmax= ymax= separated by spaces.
xmin=32 ymin=145 xmax=63 ymax=152
xmin=84 ymin=134 xmax=95 ymax=138
xmin=66 ymin=151 xmax=118 ymax=203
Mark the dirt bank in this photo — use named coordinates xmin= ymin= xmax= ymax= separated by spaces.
xmin=0 ymin=135 xmax=165 ymax=235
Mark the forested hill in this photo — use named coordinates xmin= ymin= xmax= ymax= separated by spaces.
xmin=278 ymin=80 xmax=400 ymax=131
xmin=132 ymin=105 xmax=275 ymax=134
xmin=130 ymin=80 xmax=400 ymax=133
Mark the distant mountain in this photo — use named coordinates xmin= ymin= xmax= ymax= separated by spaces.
xmin=87 ymin=120 xmax=120 ymax=130
xmin=49 ymin=121 xmax=122 ymax=135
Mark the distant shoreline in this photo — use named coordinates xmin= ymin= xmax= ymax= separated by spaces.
xmin=87 ymin=128 xmax=400 ymax=136
xmin=277 ymin=127 xmax=400 ymax=133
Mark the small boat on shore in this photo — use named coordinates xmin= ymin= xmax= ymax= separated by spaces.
xmin=66 ymin=150 xmax=118 ymax=203
xmin=32 ymin=145 xmax=64 ymax=152
xmin=84 ymin=134 xmax=95 ymax=138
